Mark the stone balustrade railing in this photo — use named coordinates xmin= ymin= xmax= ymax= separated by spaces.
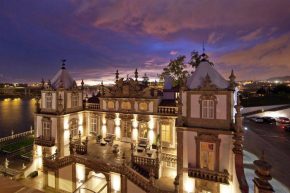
xmin=85 ymin=103 xmax=100 ymax=110
xmin=75 ymin=144 xmax=87 ymax=155
xmin=0 ymin=130 xmax=34 ymax=143
xmin=35 ymin=136 xmax=55 ymax=147
xmin=132 ymin=155 xmax=158 ymax=167
xmin=43 ymin=154 xmax=177 ymax=193
xmin=161 ymin=153 xmax=177 ymax=163
xmin=157 ymin=106 xmax=178 ymax=115
xmin=188 ymin=167 xmax=230 ymax=184
xmin=43 ymin=154 xmax=73 ymax=170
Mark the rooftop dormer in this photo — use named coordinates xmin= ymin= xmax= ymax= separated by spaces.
xmin=39 ymin=61 xmax=83 ymax=115
xmin=181 ymin=60 xmax=237 ymax=130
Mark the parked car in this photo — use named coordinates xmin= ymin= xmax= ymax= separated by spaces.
xmin=262 ymin=117 xmax=276 ymax=124
xmin=276 ymin=117 xmax=290 ymax=124
xmin=250 ymin=116 xmax=264 ymax=123
xmin=284 ymin=125 xmax=290 ymax=132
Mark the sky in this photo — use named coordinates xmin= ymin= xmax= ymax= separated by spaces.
xmin=0 ymin=0 xmax=290 ymax=84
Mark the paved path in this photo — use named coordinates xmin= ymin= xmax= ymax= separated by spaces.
xmin=244 ymin=119 xmax=290 ymax=192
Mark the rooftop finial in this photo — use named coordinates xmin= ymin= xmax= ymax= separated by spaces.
xmin=202 ymin=40 xmax=205 ymax=54
xmin=115 ymin=70 xmax=119 ymax=81
xmin=134 ymin=68 xmax=138 ymax=81
xmin=61 ymin=59 xmax=66 ymax=69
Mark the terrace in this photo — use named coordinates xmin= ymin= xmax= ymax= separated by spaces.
xmin=46 ymin=136 xmax=178 ymax=192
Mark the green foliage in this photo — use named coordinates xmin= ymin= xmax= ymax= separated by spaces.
xmin=161 ymin=50 xmax=213 ymax=86
xmin=161 ymin=55 xmax=188 ymax=86
xmin=1 ymin=137 xmax=34 ymax=152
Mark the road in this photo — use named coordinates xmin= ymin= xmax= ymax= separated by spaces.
xmin=243 ymin=118 xmax=290 ymax=192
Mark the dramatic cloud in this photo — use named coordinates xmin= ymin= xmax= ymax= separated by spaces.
xmin=217 ymin=33 xmax=290 ymax=80
xmin=0 ymin=0 xmax=289 ymax=83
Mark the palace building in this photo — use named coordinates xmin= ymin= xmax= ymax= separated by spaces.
xmin=31 ymin=58 xmax=259 ymax=193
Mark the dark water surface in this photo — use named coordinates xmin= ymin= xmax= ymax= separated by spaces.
xmin=0 ymin=98 xmax=35 ymax=138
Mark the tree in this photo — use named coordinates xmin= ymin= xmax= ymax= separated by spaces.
xmin=160 ymin=50 xmax=214 ymax=87
xmin=160 ymin=55 xmax=188 ymax=87
xmin=188 ymin=50 xmax=213 ymax=69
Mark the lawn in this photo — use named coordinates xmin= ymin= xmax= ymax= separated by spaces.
xmin=1 ymin=137 xmax=34 ymax=153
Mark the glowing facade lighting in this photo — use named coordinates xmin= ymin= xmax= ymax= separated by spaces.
xmin=148 ymin=130 xmax=155 ymax=145
xmin=102 ymin=124 xmax=107 ymax=137
xmin=111 ymin=173 xmax=121 ymax=191
xmin=132 ymin=128 xmax=138 ymax=141
xmin=184 ymin=175 xmax=195 ymax=193
xmin=220 ymin=183 xmax=233 ymax=193
xmin=115 ymin=126 xmax=121 ymax=139
xmin=76 ymin=164 xmax=85 ymax=188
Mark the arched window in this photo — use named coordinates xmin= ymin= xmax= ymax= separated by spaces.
xmin=46 ymin=93 xmax=52 ymax=109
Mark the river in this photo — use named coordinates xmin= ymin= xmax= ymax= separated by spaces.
xmin=0 ymin=98 xmax=35 ymax=138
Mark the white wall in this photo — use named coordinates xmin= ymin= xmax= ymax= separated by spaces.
xmin=148 ymin=102 xmax=153 ymax=112
xmin=218 ymin=134 xmax=232 ymax=171
xmin=59 ymin=165 xmax=73 ymax=192
xmin=107 ymin=119 xmax=115 ymax=134
xmin=183 ymin=131 xmax=197 ymax=168
xmin=216 ymin=95 xmax=227 ymax=120
xmin=52 ymin=93 xmax=56 ymax=109
xmin=182 ymin=92 xmax=187 ymax=116
xmin=48 ymin=171 xmax=55 ymax=188
xmin=190 ymin=94 xmax=200 ymax=118
xmin=67 ymin=92 xmax=71 ymax=108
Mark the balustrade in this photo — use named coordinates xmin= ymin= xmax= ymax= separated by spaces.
xmin=157 ymin=106 xmax=177 ymax=114
xmin=188 ymin=167 xmax=229 ymax=184
xmin=161 ymin=153 xmax=177 ymax=163
xmin=43 ymin=154 xmax=177 ymax=193
xmin=35 ymin=136 xmax=55 ymax=147
xmin=85 ymin=103 xmax=100 ymax=110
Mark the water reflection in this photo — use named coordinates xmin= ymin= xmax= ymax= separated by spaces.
xmin=0 ymin=98 xmax=35 ymax=137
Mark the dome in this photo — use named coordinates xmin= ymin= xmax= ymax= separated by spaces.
xmin=186 ymin=61 xmax=229 ymax=89
xmin=51 ymin=64 xmax=76 ymax=89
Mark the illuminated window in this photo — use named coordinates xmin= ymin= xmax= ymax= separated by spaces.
xmin=46 ymin=93 xmax=52 ymax=109
xmin=90 ymin=117 xmax=97 ymax=133
xmin=121 ymin=101 xmax=131 ymax=110
xmin=107 ymin=101 xmax=115 ymax=109
xmin=161 ymin=124 xmax=171 ymax=143
xmin=139 ymin=123 xmax=148 ymax=138
xmin=139 ymin=102 xmax=148 ymax=111
xmin=42 ymin=119 xmax=51 ymax=140
xmin=202 ymin=100 xmax=214 ymax=119
xmin=70 ymin=119 xmax=79 ymax=137
xmin=200 ymin=142 xmax=215 ymax=170
xmin=72 ymin=93 xmax=79 ymax=107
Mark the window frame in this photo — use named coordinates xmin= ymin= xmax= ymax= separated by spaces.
xmin=42 ymin=117 xmax=52 ymax=140
xmin=46 ymin=93 xmax=53 ymax=109
xmin=161 ymin=124 xmax=171 ymax=143
xmin=71 ymin=92 xmax=79 ymax=108
xmin=199 ymin=95 xmax=217 ymax=119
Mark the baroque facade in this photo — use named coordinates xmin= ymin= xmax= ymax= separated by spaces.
xmin=32 ymin=59 xmax=253 ymax=193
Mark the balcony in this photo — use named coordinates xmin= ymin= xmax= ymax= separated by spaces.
xmin=34 ymin=136 xmax=55 ymax=147
xmin=188 ymin=167 xmax=230 ymax=184
xmin=86 ymin=103 xmax=100 ymax=110
xmin=157 ymin=106 xmax=178 ymax=115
